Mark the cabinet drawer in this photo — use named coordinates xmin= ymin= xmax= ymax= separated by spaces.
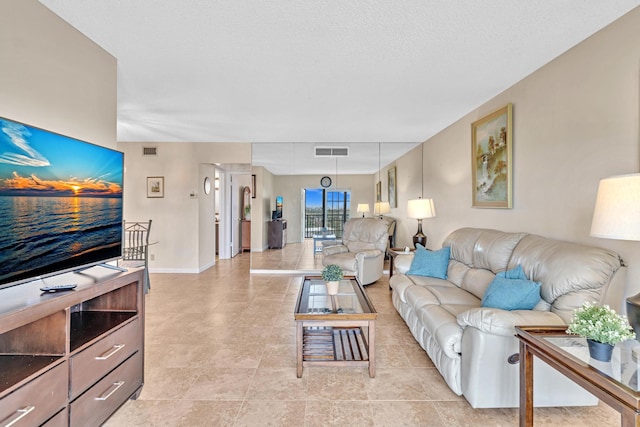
xmin=42 ymin=408 xmax=67 ymax=427
xmin=70 ymin=351 xmax=142 ymax=427
xmin=70 ymin=318 xmax=140 ymax=399
xmin=0 ymin=362 xmax=67 ymax=427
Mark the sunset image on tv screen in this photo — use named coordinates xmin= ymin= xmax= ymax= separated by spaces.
xmin=0 ymin=117 xmax=124 ymax=287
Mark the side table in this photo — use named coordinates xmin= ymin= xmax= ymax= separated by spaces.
xmin=313 ymin=234 xmax=336 ymax=255
xmin=388 ymin=247 xmax=415 ymax=290
xmin=516 ymin=325 xmax=640 ymax=427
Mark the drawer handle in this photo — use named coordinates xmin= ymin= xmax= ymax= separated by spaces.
xmin=95 ymin=381 xmax=125 ymax=401
xmin=95 ymin=344 xmax=125 ymax=360
xmin=1 ymin=405 xmax=35 ymax=427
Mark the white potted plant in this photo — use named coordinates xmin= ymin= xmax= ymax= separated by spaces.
xmin=566 ymin=302 xmax=635 ymax=362
xmin=321 ymin=264 xmax=343 ymax=296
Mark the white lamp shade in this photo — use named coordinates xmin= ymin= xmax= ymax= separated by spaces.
xmin=590 ymin=173 xmax=640 ymax=241
xmin=408 ymin=198 xmax=436 ymax=219
xmin=373 ymin=201 xmax=391 ymax=215
xmin=356 ymin=203 xmax=370 ymax=214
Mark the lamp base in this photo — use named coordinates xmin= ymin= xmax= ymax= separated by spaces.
xmin=413 ymin=220 xmax=427 ymax=248
xmin=413 ymin=233 xmax=426 ymax=248
xmin=627 ymin=292 xmax=640 ymax=339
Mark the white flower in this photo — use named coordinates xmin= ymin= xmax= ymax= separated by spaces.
xmin=566 ymin=302 xmax=635 ymax=345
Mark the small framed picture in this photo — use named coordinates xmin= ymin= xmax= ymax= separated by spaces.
xmin=147 ymin=176 xmax=164 ymax=198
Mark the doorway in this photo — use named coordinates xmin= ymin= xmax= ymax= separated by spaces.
xmin=303 ymin=188 xmax=350 ymax=239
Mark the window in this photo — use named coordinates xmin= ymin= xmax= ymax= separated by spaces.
xmin=304 ymin=189 xmax=350 ymax=238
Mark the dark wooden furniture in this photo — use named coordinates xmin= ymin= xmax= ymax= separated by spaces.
xmin=516 ymin=325 xmax=640 ymax=427
xmin=241 ymin=220 xmax=251 ymax=253
xmin=294 ymin=276 xmax=377 ymax=378
xmin=0 ymin=268 xmax=144 ymax=426
xmin=268 ymin=219 xmax=287 ymax=249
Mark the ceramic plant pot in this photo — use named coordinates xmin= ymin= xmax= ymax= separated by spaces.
xmin=326 ymin=280 xmax=339 ymax=296
xmin=587 ymin=338 xmax=614 ymax=362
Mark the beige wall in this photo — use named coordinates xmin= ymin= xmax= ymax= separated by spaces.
xmin=0 ymin=0 xmax=116 ymax=148
xmin=117 ymin=141 xmax=251 ymax=272
xmin=391 ymin=7 xmax=640 ymax=312
xmin=250 ymin=166 xmax=275 ymax=251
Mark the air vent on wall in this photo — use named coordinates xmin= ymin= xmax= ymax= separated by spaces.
xmin=314 ymin=146 xmax=349 ymax=157
xmin=143 ymin=147 xmax=157 ymax=156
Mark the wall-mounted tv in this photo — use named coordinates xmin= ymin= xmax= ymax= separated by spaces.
xmin=0 ymin=117 xmax=124 ymax=290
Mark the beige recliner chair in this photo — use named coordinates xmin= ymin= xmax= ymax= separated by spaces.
xmin=322 ymin=218 xmax=389 ymax=285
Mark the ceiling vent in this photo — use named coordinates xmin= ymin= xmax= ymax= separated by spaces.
xmin=314 ymin=146 xmax=349 ymax=157
xmin=142 ymin=147 xmax=157 ymax=156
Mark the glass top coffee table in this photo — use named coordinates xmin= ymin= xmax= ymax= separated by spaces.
xmin=294 ymin=276 xmax=377 ymax=378
xmin=516 ymin=325 xmax=640 ymax=426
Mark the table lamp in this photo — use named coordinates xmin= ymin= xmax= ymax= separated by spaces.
xmin=407 ymin=198 xmax=436 ymax=248
xmin=373 ymin=201 xmax=391 ymax=218
xmin=589 ymin=173 xmax=640 ymax=336
xmin=356 ymin=203 xmax=370 ymax=217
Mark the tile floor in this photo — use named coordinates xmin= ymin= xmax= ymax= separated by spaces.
xmin=106 ymin=243 xmax=619 ymax=426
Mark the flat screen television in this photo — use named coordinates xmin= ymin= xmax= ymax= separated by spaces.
xmin=275 ymin=196 xmax=283 ymax=218
xmin=0 ymin=117 xmax=124 ymax=290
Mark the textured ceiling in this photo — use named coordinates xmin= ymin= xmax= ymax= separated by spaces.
xmin=39 ymin=1 xmax=640 ymax=174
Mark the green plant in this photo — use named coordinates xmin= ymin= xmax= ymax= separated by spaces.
xmin=322 ymin=264 xmax=343 ymax=282
xmin=566 ymin=302 xmax=635 ymax=345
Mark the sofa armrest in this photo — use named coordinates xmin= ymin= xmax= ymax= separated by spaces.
xmin=394 ymin=254 xmax=414 ymax=274
xmin=356 ymin=249 xmax=383 ymax=260
xmin=323 ymin=245 xmax=348 ymax=256
xmin=457 ymin=307 xmax=566 ymax=337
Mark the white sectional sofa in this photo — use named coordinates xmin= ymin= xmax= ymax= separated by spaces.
xmin=390 ymin=227 xmax=625 ymax=408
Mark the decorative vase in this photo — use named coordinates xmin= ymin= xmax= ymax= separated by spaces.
xmin=326 ymin=280 xmax=339 ymax=296
xmin=626 ymin=291 xmax=640 ymax=339
xmin=587 ymin=338 xmax=614 ymax=362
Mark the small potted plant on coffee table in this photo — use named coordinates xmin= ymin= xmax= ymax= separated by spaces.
xmin=322 ymin=264 xmax=343 ymax=296
xmin=566 ymin=302 xmax=635 ymax=362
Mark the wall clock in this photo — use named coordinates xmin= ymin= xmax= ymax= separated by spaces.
xmin=320 ymin=176 xmax=332 ymax=188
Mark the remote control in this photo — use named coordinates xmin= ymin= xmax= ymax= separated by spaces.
xmin=40 ymin=284 xmax=78 ymax=292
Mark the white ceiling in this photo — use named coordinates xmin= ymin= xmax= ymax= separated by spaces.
xmin=39 ymin=1 xmax=640 ymax=174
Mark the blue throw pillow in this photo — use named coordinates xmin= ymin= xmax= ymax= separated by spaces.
xmin=497 ymin=264 xmax=526 ymax=280
xmin=406 ymin=245 xmax=450 ymax=279
xmin=481 ymin=276 xmax=541 ymax=311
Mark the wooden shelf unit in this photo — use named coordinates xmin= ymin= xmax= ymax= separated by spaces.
xmin=0 ymin=267 xmax=145 ymax=427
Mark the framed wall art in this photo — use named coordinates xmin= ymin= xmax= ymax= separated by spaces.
xmin=147 ymin=176 xmax=164 ymax=198
xmin=388 ymin=166 xmax=397 ymax=208
xmin=376 ymin=181 xmax=382 ymax=202
xmin=471 ymin=103 xmax=513 ymax=208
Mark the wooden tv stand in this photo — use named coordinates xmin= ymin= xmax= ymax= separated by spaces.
xmin=0 ymin=267 xmax=145 ymax=426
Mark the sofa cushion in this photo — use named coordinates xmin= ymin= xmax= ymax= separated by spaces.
xmin=407 ymin=245 xmax=450 ymax=279
xmin=481 ymin=276 xmax=541 ymax=311
xmin=405 ymin=282 xmax=476 ymax=311
xmin=471 ymin=230 xmax=527 ymax=273
xmin=497 ymin=264 xmax=526 ymax=280
xmin=322 ymin=251 xmax=357 ymax=273
xmin=508 ymin=235 xmax=623 ymax=306
xmin=389 ymin=274 xmax=418 ymax=303
xmin=460 ymin=268 xmax=496 ymax=300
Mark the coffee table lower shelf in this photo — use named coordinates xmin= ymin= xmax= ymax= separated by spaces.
xmin=296 ymin=323 xmax=375 ymax=378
